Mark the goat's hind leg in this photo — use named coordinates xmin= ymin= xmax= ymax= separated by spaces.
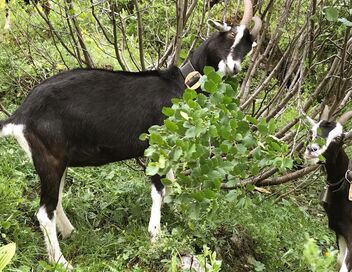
xmin=4 ymin=0 xmax=10 ymax=30
xmin=32 ymin=150 xmax=72 ymax=269
xmin=56 ymin=168 xmax=75 ymax=239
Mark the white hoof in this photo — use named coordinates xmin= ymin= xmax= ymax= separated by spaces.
xmin=51 ymin=256 xmax=73 ymax=270
xmin=148 ymin=223 xmax=160 ymax=243
xmin=60 ymin=225 xmax=75 ymax=239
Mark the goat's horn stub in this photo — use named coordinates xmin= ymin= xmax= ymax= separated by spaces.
xmin=338 ymin=111 xmax=352 ymax=125
xmin=320 ymin=105 xmax=330 ymax=121
xmin=240 ymin=0 xmax=253 ymax=26
xmin=250 ymin=16 xmax=262 ymax=39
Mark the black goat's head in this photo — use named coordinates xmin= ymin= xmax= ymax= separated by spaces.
xmin=205 ymin=0 xmax=262 ymax=76
xmin=304 ymin=106 xmax=352 ymax=164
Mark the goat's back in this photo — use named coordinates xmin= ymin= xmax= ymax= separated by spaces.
xmin=5 ymin=67 xmax=185 ymax=166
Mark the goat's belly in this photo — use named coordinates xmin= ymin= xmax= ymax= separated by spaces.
xmin=67 ymin=144 xmax=146 ymax=167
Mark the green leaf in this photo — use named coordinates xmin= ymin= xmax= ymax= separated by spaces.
xmin=162 ymin=107 xmax=175 ymax=117
xmin=180 ymin=111 xmax=189 ymax=120
xmin=237 ymin=121 xmax=250 ymax=133
xmin=204 ymin=80 xmax=218 ymax=94
xmin=0 ymin=243 xmax=16 ymax=271
xmin=185 ymin=127 xmax=196 ymax=138
xmin=258 ymin=120 xmax=269 ymax=135
xmin=144 ymin=146 xmax=156 ymax=157
xmin=246 ymin=116 xmax=258 ymax=125
xmin=170 ymin=147 xmax=183 ymax=161
xmin=150 ymin=133 xmax=164 ymax=145
xmin=159 ymin=155 xmax=166 ymax=168
xmin=325 ymin=7 xmax=339 ymax=22
xmin=207 ymin=71 xmax=222 ymax=85
xmin=146 ymin=162 xmax=159 ymax=176
xmin=282 ymin=158 xmax=293 ymax=169
xmin=203 ymin=66 xmax=215 ymax=75
xmin=268 ymin=119 xmax=276 ymax=133
xmin=183 ymin=89 xmax=198 ymax=101
xmin=139 ymin=133 xmax=148 ymax=141
xmin=164 ymin=120 xmax=179 ymax=132
xmin=203 ymin=189 xmax=216 ymax=199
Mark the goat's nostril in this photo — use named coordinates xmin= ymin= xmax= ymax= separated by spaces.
xmin=307 ymin=145 xmax=317 ymax=152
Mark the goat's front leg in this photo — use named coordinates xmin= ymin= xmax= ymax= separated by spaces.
xmin=148 ymin=170 xmax=174 ymax=242
xmin=338 ymin=233 xmax=352 ymax=272
xmin=148 ymin=175 xmax=165 ymax=242
xmin=338 ymin=235 xmax=348 ymax=272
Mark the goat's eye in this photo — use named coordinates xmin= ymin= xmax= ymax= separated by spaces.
xmin=227 ymin=31 xmax=236 ymax=39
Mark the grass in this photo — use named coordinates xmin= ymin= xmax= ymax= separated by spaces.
xmin=0 ymin=130 xmax=337 ymax=271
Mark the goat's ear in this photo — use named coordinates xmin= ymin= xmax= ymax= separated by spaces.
xmin=333 ymin=134 xmax=344 ymax=145
xmin=345 ymin=131 xmax=352 ymax=140
xmin=207 ymin=19 xmax=231 ymax=32
xmin=300 ymin=109 xmax=317 ymax=126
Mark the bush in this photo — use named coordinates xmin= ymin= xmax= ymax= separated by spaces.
xmin=142 ymin=67 xmax=294 ymax=221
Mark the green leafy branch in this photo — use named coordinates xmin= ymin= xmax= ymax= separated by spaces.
xmin=141 ymin=67 xmax=294 ymax=219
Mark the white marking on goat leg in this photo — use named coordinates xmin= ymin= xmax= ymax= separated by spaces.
xmin=4 ymin=12 xmax=10 ymax=30
xmin=338 ymin=236 xmax=348 ymax=268
xmin=37 ymin=206 xmax=73 ymax=270
xmin=1 ymin=124 xmax=32 ymax=160
xmin=340 ymin=249 xmax=349 ymax=272
xmin=148 ymin=185 xmax=165 ymax=242
xmin=56 ymin=169 xmax=75 ymax=239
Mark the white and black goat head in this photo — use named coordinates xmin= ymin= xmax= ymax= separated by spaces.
xmin=304 ymin=106 xmax=352 ymax=165
xmin=193 ymin=0 xmax=262 ymax=76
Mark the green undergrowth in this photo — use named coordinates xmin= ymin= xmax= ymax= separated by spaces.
xmin=0 ymin=136 xmax=336 ymax=271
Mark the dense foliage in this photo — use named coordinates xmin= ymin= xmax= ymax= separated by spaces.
xmin=0 ymin=0 xmax=351 ymax=271
xmin=143 ymin=68 xmax=293 ymax=221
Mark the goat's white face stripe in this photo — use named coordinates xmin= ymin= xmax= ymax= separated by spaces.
xmin=232 ymin=25 xmax=246 ymax=49
xmin=218 ymin=25 xmax=246 ymax=75
xmin=326 ymin=122 xmax=343 ymax=147
xmin=1 ymin=123 xmax=32 ymax=160
xmin=311 ymin=121 xmax=321 ymax=140
xmin=305 ymin=122 xmax=343 ymax=162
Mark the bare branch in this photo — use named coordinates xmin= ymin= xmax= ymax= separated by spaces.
xmin=133 ymin=0 xmax=146 ymax=70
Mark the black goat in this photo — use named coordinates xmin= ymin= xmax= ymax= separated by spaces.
xmin=305 ymin=106 xmax=352 ymax=272
xmin=0 ymin=0 xmax=261 ymax=268
xmin=4 ymin=0 xmax=50 ymax=29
